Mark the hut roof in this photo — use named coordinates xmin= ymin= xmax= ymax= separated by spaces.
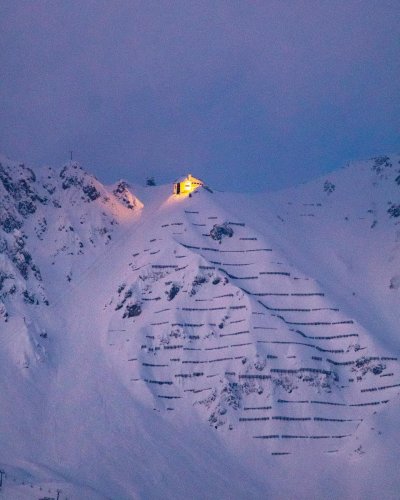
xmin=174 ymin=175 xmax=188 ymax=183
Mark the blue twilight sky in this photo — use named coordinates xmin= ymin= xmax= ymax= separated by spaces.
xmin=0 ymin=1 xmax=399 ymax=192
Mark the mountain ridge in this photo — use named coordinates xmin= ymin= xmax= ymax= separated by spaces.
xmin=0 ymin=153 xmax=399 ymax=499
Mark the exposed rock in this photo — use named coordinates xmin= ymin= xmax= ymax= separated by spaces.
xmin=210 ymin=222 xmax=233 ymax=241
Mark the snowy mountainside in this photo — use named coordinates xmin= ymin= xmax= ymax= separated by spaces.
xmin=238 ymin=154 xmax=400 ymax=352
xmin=0 ymin=155 xmax=141 ymax=370
xmin=101 ymin=185 xmax=398 ymax=445
xmin=0 ymin=154 xmax=399 ymax=499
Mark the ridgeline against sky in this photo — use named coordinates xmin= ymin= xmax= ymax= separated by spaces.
xmin=0 ymin=1 xmax=399 ymax=192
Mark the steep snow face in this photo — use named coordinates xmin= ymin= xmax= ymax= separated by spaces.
xmin=239 ymin=154 xmax=400 ymax=352
xmin=103 ymin=187 xmax=398 ymax=449
xmin=0 ymin=155 xmax=141 ymax=371
xmin=0 ymin=155 xmax=399 ymax=498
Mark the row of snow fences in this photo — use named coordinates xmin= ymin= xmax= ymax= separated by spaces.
xmin=244 ymin=406 xmax=272 ymax=410
xmin=212 ymin=262 xmax=255 ymax=266
xmin=157 ymin=394 xmax=182 ymax=399
xmin=326 ymin=359 xmax=356 ymax=366
xmin=257 ymin=340 xmax=346 ymax=354
xmin=270 ymin=367 xmax=333 ymax=375
xmin=274 ymin=315 xmax=354 ymax=326
xmin=240 ymin=416 xmax=270 ymax=421
xmin=183 ymin=387 xmax=213 ymax=393
xmin=295 ymin=332 xmax=358 ymax=340
xmin=180 ymin=243 xmax=273 ymax=253
xmin=144 ymin=379 xmax=173 ymax=385
xmin=204 ymin=345 xmax=231 ymax=351
xmin=151 ymin=264 xmax=179 ymax=268
xmin=326 ymin=356 xmax=396 ymax=366
xmin=361 ymin=383 xmax=400 ymax=392
xmin=349 ymin=400 xmax=389 ymax=406
xmin=220 ymin=330 xmax=250 ymax=338
xmin=277 ymin=399 xmax=346 ymax=406
xmin=172 ymin=322 xmax=204 ymax=327
xmin=253 ymin=434 xmax=351 ymax=439
xmin=223 ymin=248 xmax=272 ymax=253
xmin=239 ymin=416 xmax=359 ymax=422
xmin=180 ymin=306 xmax=227 ymax=311
xmin=239 ymin=374 xmax=271 ymax=380
xmin=142 ymin=362 xmax=169 ymax=367
xmin=161 ymin=222 xmax=184 ymax=227
xmin=259 ymin=271 xmax=290 ymax=276
xmin=203 ymin=343 xmax=251 ymax=350
xmin=260 ymin=305 xmax=332 ymax=314
xmin=219 ymin=270 xmax=259 ymax=280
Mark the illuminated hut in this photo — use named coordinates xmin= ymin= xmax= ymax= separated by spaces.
xmin=173 ymin=174 xmax=204 ymax=195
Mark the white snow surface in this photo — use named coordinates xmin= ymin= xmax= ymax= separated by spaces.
xmin=0 ymin=153 xmax=399 ymax=499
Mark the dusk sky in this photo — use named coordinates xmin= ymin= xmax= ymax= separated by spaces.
xmin=1 ymin=1 xmax=399 ymax=192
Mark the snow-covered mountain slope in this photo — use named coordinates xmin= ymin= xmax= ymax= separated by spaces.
xmin=227 ymin=154 xmax=400 ymax=352
xmin=0 ymin=154 xmax=399 ymax=499
xmin=0 ymin=155 xmax=141 ymax=371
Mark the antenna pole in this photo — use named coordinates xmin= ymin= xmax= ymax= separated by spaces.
xmin=70 ymin=150 xmax=73 ymax=162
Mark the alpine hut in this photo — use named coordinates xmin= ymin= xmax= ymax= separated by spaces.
xmin=173 ymin=174 xmax=204 ymax=195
